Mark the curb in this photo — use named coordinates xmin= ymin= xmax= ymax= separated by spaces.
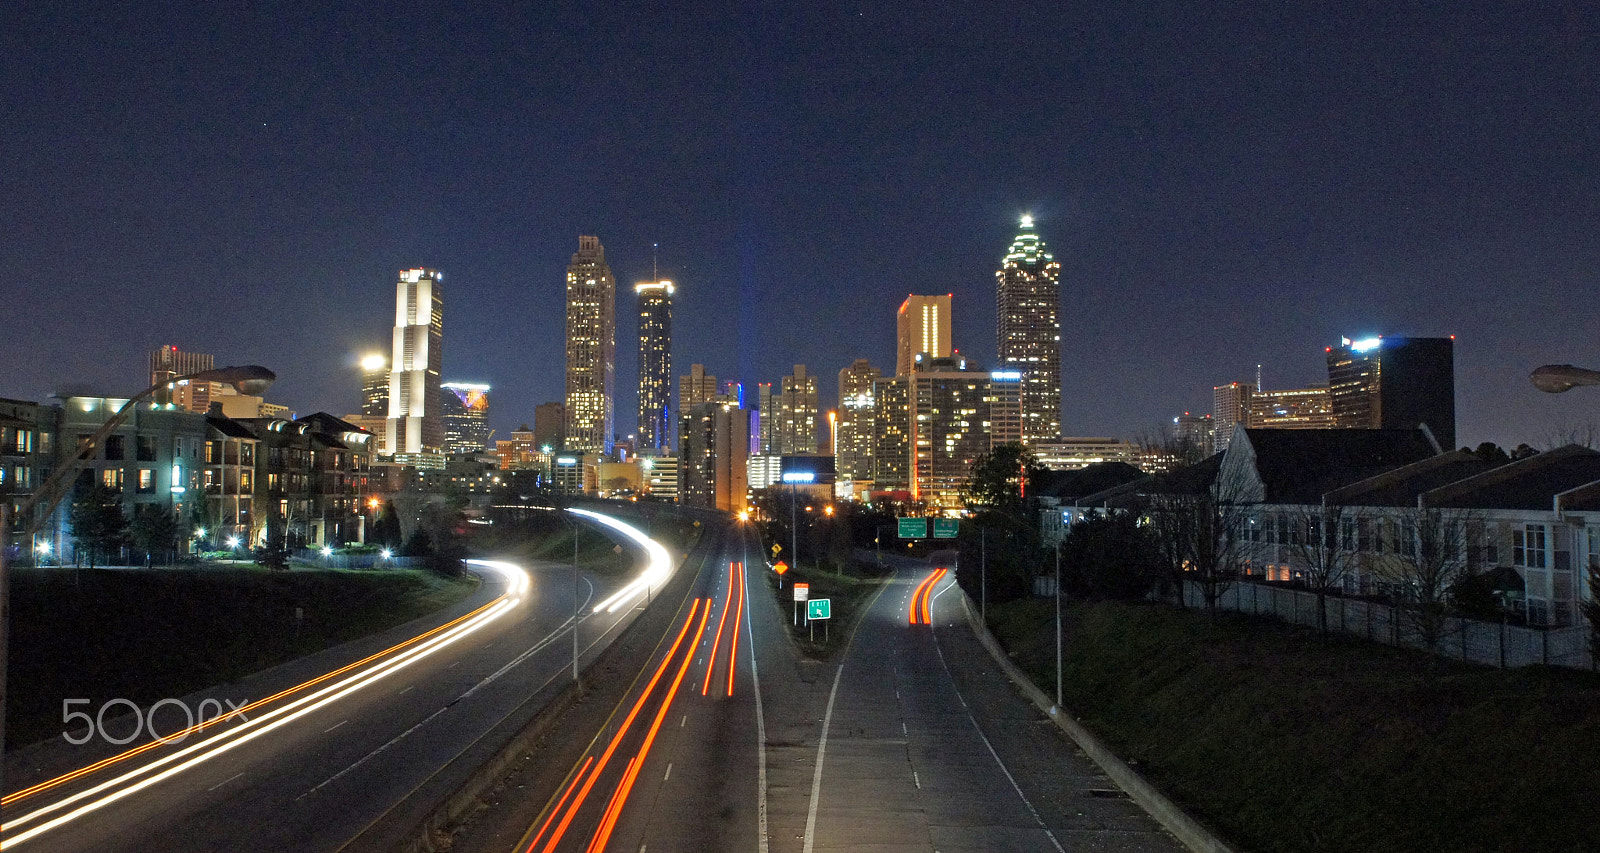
xmin=955 ymin=591 xmax=1237 ymax=853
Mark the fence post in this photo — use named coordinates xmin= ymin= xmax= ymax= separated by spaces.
xmin=1499 ymin=615 xmax=1506 ymax=669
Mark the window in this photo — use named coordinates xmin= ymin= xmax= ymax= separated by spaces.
xmin=39 ymin=432 xmax=51 ymax=455
xmin=241 ymin=444 xmax=254 ymax=465
xmin=136 ymin=436 xmax=157 ymax=462
xmin=207 ymin=440 xmax=221 ymax=464
xmin=1514 ymin=524 xmax=1547 ymax=569
xmin=102 ymin=468 xmax=124 ymax=491
xmin=104 ymin=435 xmax=126 ymax=461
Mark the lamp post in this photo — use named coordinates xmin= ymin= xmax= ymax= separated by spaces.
xmin=1055 ymin=540 xmax=1062 ymax=710
xmin=0 ymin=365 xmax=273 ymax=792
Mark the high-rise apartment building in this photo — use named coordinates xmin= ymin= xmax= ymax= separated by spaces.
xmin=1212 ymin=381 xmax=1254 ymax=455
xmin=996 ymin=216 xmax=1062 ymax=446
xmin=678 ymin=401 xmax=749 ymax=513
xmin=776 ymin=365 xmax=819 ymax=455
xmin=360 ymin=354 xmax=388 ymax=417
xmin=1248 ymin=386 xmax=1335 ymax=429
xmin=1173 ymin=412 xmax=1215 ymax=455
xmin=565 ymin=236 xmax=616 ymax=455
xmin=636 ymin=280 xmax=674 ymax=454
xmin=908 ymin=356 xmax=1015 ymax=510
xmin=756 ymin=383 xmax=776 ymax=454
xmin=871 ymin=376 xmax=911 ymax=491
xmin=896 ymin=295 xmax=952 ymax=377
xmin=1327 ymin=335 xmax=1456 ymax=450
xmin=533 ymin=401 xmax=565 ymax=451
xmin=150 ymin=346 xmax=216 ymax=412
xmin=837 ymin=360 xmax=882 ymax=483
xmin=678 ymin=364 xmax=719 ymax=416
xmin=441 ymin=382 xmax=491 ymax=453
xmin=387 ymin=268 xmax=445 ymax=461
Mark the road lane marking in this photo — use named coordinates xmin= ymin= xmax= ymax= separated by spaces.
xmin=323 ymin=720 xmax=349 ymax=733
xmin=680 ymin=715 xmax=687 ymax=728
xmin=206 ymin=772 xmax=243 ymax=792
xmin=737 ymin=545 xmax=771 ymax=853
xmin=913 ymin=771 xmax=920 ymax=789
xmin=663 ymin=762 xmax=672 ymax=782
xmin=398 ymin=685 xmax=415 ymax=695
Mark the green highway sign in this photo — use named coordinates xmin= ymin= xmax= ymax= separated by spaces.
xmin=808 ymin=599 xmax=831 ymax=620
xmin=898 ymin=517 xmax=927 ymax=539
xmin=932 ymin=518 xmax=960 ymax=539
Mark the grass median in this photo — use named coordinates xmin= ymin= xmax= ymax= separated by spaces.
xmin=988 ymin=597 xmax=1600 ymax=853
xmin=762 ymin=558 xmax=889 ymax=658
xmin=8 ymin=564 xmax=477 ymax=751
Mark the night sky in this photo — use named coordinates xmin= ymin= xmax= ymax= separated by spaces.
xmin=6 ymin=3 xmax=1599 ymax=449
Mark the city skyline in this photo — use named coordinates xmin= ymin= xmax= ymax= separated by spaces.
xmin=5 ymin=5 xmax=1598 ymax=450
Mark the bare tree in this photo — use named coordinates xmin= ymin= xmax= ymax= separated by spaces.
xmin=1373 ymin=504 xmax=1477 ymax=653
xmin=1146 ymin=466 xmax=1257 ymax=612
xmin=1286 ymin=501 xmax=1366 ymax=636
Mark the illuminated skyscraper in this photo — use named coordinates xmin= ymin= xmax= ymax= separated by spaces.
xmin=776 ymin=365 xmax=819 ymax=455
xmin=896 ymin=295 xmax=952 ymax=377
xmin=636 ymin=280 xmax=674 ymax=454
xmin=907 ymin=356 xmax=1018 ymax=510
xmin=837 ymin=359 xmax=882 ymax=482
xmin=564 ymin=236 xmax=616 ymax=455
xmin=996 ymin=216 xmax=1062 ymax=445
xmin=360 ymin=353 xmax=388 ymax=417
xmin=1327 ymin=335 xmax=1456 ymax=450
xmin=679 ymin=364 xmax=719 ymax=414
xmin=1212 ymin=381 xmax=1254 ymax=455
xmin=872 ymin=376 xmax=910 ymax=491
xmin=387 ymin=268 xmax=445 ymax=461
xmin=442 ymin=382 xmax=491 ymax=453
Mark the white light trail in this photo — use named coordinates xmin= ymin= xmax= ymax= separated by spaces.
xmin=572 ymin=509 xmax=675 ymax=614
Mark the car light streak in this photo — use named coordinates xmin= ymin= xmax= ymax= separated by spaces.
xmin=2 ymin=561 xmax=531 ymax=850
xmin=585 ymin=599 xmax=711 ymax=853
xmin=909 ymin=568 xmax=947 ymax=625
xmin=726 ymin=561 xmax=744 ymax=697
xmin=575 ymin=509 xmax=675 ymax=614
xmin=533 ymin=600 xmax=705 ymax=853
xmin=522 ymin=756 xmax=595 ymax=853
xmin=701 ymin=564 xmax=734 ymax=696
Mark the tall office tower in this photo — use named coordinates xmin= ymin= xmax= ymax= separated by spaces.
xmin=1327 ymin=335 xmax=1456 ymax=450
xmin=677 ymin=401 xmax=750 ymax=513
xmin=777 ymin=365 xmax=819 ymax=455
xmin=896 ymin=295 xmax=953 ymax=377
xmin=150 ymin=345 xmax=216 ymax=411
xmin=387 ymin=268 xmax=445 ymax=460
xmin=871 ymin=376 xmax=911 ymax=491
xmin=564 ymin=236 xmax=616 ymax=455
xmin=756 ymin=383 xmax=776 ymax=453
xmin=636 ymin=279 xmax=674 ymax=454
xmin=441 ymin=382 xmax=491 ymax=453
xmin=1247 ymin=386 xmax=1335 ymax=429
xmin=995 ymin=216 xmax=1062 ymax=446
xmin=837 ymin=360 xmax=882 ymax=482
xmin=1173 ymin=413 xmax=1215 ymax=453
xmin=908 ymin=355 xmax=1002 ymax=510
xmin=678 ymin=364 xmax=719 ymax=415
xmin=986 ymin=367 xmax=1024 ymax=447
xmin=533 ymin=401 xmax=566 ymax=450
xmin=360 ymin=354 xmax=389 ymax=417
xmin=1212 ymin=382 xmax=1254 ymax=455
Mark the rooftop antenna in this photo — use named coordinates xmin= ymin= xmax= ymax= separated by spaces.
xmin=1256 ymin=364 xmax=1262 ymax=390
xmin=652 ymin=242 xmax=659 ymax=281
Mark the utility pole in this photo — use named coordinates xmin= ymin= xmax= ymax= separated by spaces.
xmin=980 ymin=528 xmax=987 ymax=623
xmin=572 ymin=520 xmax=580 ymax=682
xmin=1055 ymin=541 xmax=1062 ymax=710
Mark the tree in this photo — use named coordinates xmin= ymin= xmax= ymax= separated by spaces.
xmin=1058 ymin=510 xmax=1161 ymax=600
xmin=1580 ymin=558 xmax=1600 ymax=670
xmin=129 ymin=505 xmax=181 ymax=567
xmin=1145 ymin=466 xmax=1257 ymax=612
xmin=69 ymin=480 xmax=127 ymax=568
xmin=1285 ymin=502 xmax=1366 ymax=635
xmin=1374 ymin=505 xmax=1476 ymax=653
xmin=255 ymin=510 xmax=290 ymax=571
xmin=961 ymin=443 xmax=1046 ymax=519
xmin=371 ymin=500 xmax=403 ymax=549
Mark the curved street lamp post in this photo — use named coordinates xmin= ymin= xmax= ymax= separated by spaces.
xmin=0 ymin=365 xmax=273 ymax=790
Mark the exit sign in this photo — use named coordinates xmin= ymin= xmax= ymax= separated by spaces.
xmin=807 ymin=599 xmax=831 ymax=620
xmin=932 ymin=518 xmax=959 ymax=538
xmin=898 ymin=517 xmax=927 ymax=539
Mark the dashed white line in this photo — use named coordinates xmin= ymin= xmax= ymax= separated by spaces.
xmin=323 ymin=719 xmax=349 ymax=733
xmin=206 ymin=772 xmax=243 ymax=792
xmin=663 ymin=762 xmax=673 ymax=782
xmin=680 ymin=715 xmax=687 ymax=728
xmin=913 ymin=770 xmax=921 ymax=790
xmin=398 ymin=685 xmax=415 ymax=695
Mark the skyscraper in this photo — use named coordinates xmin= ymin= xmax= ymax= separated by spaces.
xmin=387 ymin=268 xmax=445 ymax=461
xmin=896 ymin=295 xmax=952 ymax=377
xmin=907 ymin=355 xmax=1011 ymax=510
xmin=150 ymin=345 xmax=216 ymax=412
xmin=533 ymin=401 xmax=565 ymax=451
xmin=360 ymin=353 xmax=388 ymax=417
xmin=1212 ymin=381 xmax=1254 ymax=455
xmin=837 ymin=359 xmax=881 ymax=483
xmin=678 ymin=401 xmax=749 ymax=513
xmin=1327 ymin=335 xmax=1456 ymax=450
xmin=872 ymin=376 xmax=911 ymax=491
xmin=565 ymin=236 xmax=616 ymax=455
xmin=777 ymin=365 xmax=819 ymax=455
xmin=441 ymin=382 xmax=491 ymax=453
xmin=636 ymin=279 xmax=674 ymax=454
xmin=995 ymin=216 xmax=1062 ymax=446
xmin=678 ymin=364 xmax=719 ymax=414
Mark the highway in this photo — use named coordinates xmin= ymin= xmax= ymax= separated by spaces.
xmin=0 ymin=509 xmax=675 ymax=853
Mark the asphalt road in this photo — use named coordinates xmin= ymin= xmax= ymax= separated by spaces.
xmin=1 ymin=513 xmax=667 ymax=853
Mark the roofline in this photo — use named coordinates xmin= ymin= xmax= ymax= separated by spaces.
xmin=1420 ymin=444 xmax=1600 ymax=508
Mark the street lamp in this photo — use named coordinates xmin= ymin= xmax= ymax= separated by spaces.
xmin=0 ymin=364 xmax=273 ymax=792
xmin=1531 ymin=364 xmax=1600 ymax=393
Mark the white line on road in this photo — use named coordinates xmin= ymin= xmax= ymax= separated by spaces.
xmin=663 ymin=762 xmax=672 ymax=782
xmin=802 ymin=661 xmax=845 ymax=853
xmin=680 ymin=715 xmax=687 ymax=728
xmin=741 ymin=553 xmax=771 ymax=853
xmin=323 ymin=719 xmax=349 ymax=733
xmin=447 ymin=661 xmax=461 ymax=669
xmin=913 ymin=771 xmax=920 ymax=789
xmin=206 ymin=772 xmax=243 ymax=792
xmin=398 ymin=685 xmax=415 ymax=695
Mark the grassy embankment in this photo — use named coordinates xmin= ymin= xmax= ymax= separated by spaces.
xmin=989 ymin=598 xmax=1600 ymax=853
xmin=9 ymin=565 xmax=476 ymax=751
xmin=758 ymin=556 xmax=890 ymax=658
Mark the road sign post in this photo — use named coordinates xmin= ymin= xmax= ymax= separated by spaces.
xmin=793 ymin=582 xmax=809 ymax=626
xmin=807 ymin=598 xmax=830 ymax=642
